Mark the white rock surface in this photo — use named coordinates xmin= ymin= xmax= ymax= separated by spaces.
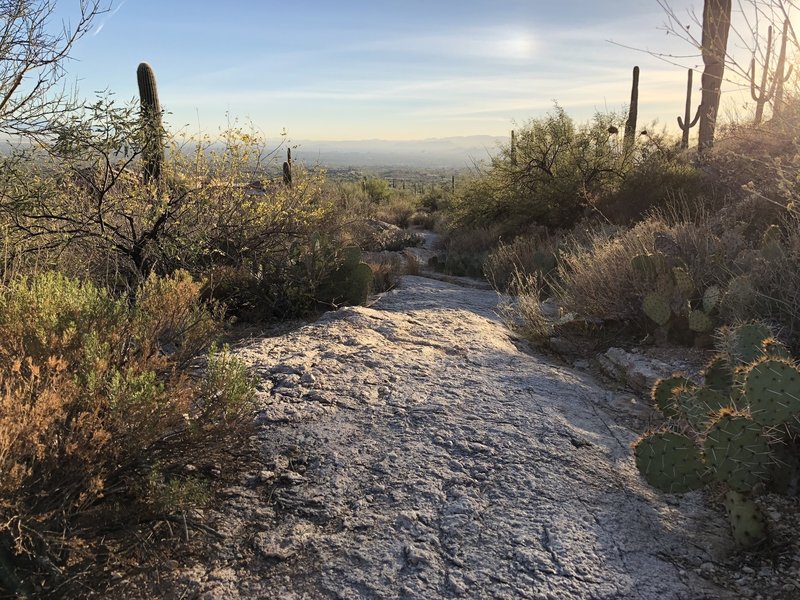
xmin=183 ymin=276 xmax=734 ymax=599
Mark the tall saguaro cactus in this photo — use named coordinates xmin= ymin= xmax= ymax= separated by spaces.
xmin=282 ymin=147 xmax=292 ymax=187
xmin=772 ymin=18 xmax=793 ymax=119
xmin=698 ymin=0 xmax=732 ymax=150
xmin=624 ymin=66 xmax=639 ymax=149
xmin=137 ymin=62 xmax=164 ymax=184
xmin=677 ymin=69 xmax=702 ymax=149
xmin=510 ymin=129 xmax=517 ymax=166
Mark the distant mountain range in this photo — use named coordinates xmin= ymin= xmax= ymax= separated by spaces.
xmin=288 ymin=135 xmax=506 ymax=169
xmin=0 ymin=134 xmax=508 ymax=171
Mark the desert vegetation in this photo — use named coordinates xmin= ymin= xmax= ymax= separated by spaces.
xmin=458 ymin=0 xmax=800 ymax=554
xmin=2 ymin=0 xmax=800 ymax=595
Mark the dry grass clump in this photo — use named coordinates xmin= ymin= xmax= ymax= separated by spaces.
xmin=0 ymin=270 xmax=254 ymax=596
xmin=484 ymin=230 xmax=559 ymax=293
xmin=553 ymin=215 xmax=736 ymax=324
xmin=374 ymin=193 xmax=417 ymax=229
xmin=367 ymin=255 xmax=403 ymax=294
xmin=496 ymin=269 xmax=551 ymax=343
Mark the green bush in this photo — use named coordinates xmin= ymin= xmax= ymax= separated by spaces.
xmin=450 ymin=106 xmax=630 ymax=230
xmin=596 ymin=152 xmax=710 ymax=224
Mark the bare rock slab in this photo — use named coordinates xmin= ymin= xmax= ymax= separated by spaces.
xmin=187 ymin=276 xmax=733 ymax=599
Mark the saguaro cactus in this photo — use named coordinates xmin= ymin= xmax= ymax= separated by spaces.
xmin=510 ymin=129 xmax=517 ymax=165
xmin=137 ymin=62 xmax=164 ymax=185
xmin=772 ymin=18 xmax=793 ymax=119
xmin=677 ymin=69 xmax=701 ymax=149
xmin=282 ymin=147 xmax=292 ymax=187
xmin=624 ymin=66 xmax=639 ymax=149
xmin=749 ymin=25 xmax=778 ymax=125
xmin=698 ymin=0 xmax=732 ymax=150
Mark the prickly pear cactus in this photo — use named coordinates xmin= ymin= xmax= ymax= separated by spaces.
xmin=680 ymin=387 xmax=730 ymax=430
xmin=341 ymin=246 xmax=362 ymax=271
xmin=631 ymin=253 xmax=665 ymax=279
xmin=346 ymin=262 xmax=373 ymax=306
xmin=636 ymin=322 xmax=799 ymax=548
xmin=743 ymin=358 xmax=800 ymax=426
xmin=702 ymin=285 xmax=721 ymax=313
xmin=652 ymin=375 xmax=695 ymax=418
xmin=688 ymin=309 xmax=714 ymax=333
xmin=633 ymin=431 xmax=708 ymax=493
xmin=703 ymin=413 xmax=772 ymax=492
xmin=672 ymin=267 xmax=695 ymax=296
xmin=643 ymin=293 xmax=671 ymax=326
xmin=722 ymin=323 xmax=772 ymax=365
xmin=761 ymin=337 xmax=790 ymax=359
xmin=724 ymin=490 xmax=767 ymax=547
xmin=703 ymin=355 xmax=734 ymax=394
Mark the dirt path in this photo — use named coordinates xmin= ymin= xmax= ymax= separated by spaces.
xmin=174 ymin=275 xmax=736 ymax=599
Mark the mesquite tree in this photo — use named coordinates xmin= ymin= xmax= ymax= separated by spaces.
xmin=0 ymin=1 xmax=107 ymax=136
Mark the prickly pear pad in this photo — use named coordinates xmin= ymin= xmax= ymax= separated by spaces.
xmin=703 ymin=355 xmax=734 ymax=394
xmin=703 ymin=415 xmax=771 ymax=492
xmin=680 ymin=387 xmax=730 ymax=430
xmin=652 ymin=376 xmax=694 ymax=418
xmin=702 ymin=285 xmax=721 ymax=313
xmin=728 ymin=323 xmax=772 ymax=365
xmin=688 ymin=309 xmax=713 ymax=333
xmin=743 ymin=359 xmax=800 ymax=426
xmin=634 ymin=431 xmax=707 ymax=494
xmin=643 ymin=293 xmax=671 ymax=326
xmin=724 ymin=490 xmax=767 ymax=548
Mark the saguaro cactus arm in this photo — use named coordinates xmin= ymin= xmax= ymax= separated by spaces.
xmin=677 ymin=69 xmax=702 ymax=149
xmin=749 ymin=25 xmax=777 ymax=125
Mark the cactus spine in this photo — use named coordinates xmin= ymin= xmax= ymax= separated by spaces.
xmin=677 ymin=69 xmax=701 ymax=149
xmin=749 ymin=25 xmax=778 ymax=125
xmin=624 ymin=66 xmax=639 ymax=149
xmin=137 ymin=62 xmax=164 ymax=185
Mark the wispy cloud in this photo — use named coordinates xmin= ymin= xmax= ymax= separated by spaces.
xmin=93 ymin=0 xmax=127 ymax=36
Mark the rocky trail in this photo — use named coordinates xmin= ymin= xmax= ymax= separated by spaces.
xmin=149 ymin=273 xmax=756 ymax=600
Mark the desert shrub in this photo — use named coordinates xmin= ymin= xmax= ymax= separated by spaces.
xmin=554 ymin=216 xmax=734 ymax=324
xmin=0 ymin=270 xmax=254 ymax=596
xmin=409 ymin=210 xmax=438 ymax=230
xmin=364 ymin=177 xmax=390 ymax=203
xmin=440 ymin=226 xmax=500 ymax=278
xmin=484 ymin=231 xmax=559 ymax=294
xmin=596 ymin=151 xmax=711 ymax=224
xmin=0 ymin=100 xmax=364 ymax=321
xmin=367 ymin=255 xmax=403 ymax=294
xmin=375 ymin=192 xmax=417 ymax=228
xmin=450 ymin=106 xmax=630 ymax=231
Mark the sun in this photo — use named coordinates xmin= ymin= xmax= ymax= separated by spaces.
xmin=502 ymin=33 xmax=536 ymax=60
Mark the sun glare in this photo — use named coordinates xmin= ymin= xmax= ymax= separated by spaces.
xmin=500 ymin=33 xmax=536 ymax=60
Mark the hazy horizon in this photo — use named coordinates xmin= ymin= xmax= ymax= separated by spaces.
xmin=50 ymin=0 xmax=793 ymax=143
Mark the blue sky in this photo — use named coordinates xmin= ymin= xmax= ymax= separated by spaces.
xmin=56 ymin=1 xmax=781 ymax=141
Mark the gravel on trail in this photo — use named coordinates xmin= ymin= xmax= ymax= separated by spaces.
xmin=175 ymin=275 xmax=736 ymax=599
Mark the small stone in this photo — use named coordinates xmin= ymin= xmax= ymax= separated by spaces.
xmin=300 ymin=372 xmax=316 ymax=385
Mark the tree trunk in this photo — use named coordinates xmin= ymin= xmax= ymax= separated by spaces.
xmin=698 ymin=0 xmax=732 ymax=150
